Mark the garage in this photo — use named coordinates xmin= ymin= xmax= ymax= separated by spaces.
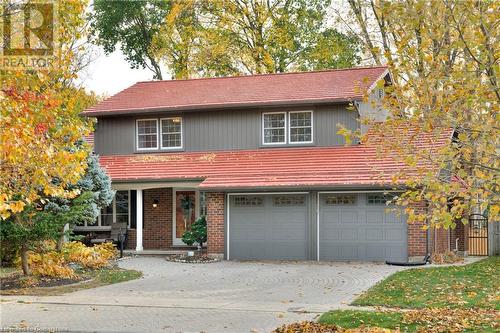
xmin=228 ymin=193 xmax=310 ymax=260
xmin=319 ymin=193 xmax=407 ymax=262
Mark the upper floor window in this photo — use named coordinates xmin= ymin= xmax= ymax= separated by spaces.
xmin=136 ymin=119 xmax=158 ymax=150
xmin=263 ymin=112 xmax=286 ymax=144
xmin=161 ymin=117 xmax=182 ymax=149
xmin=289 ymin=111 xmax=312 ymax=143
xmin=262 ymin=110 xmax=313 ymax=145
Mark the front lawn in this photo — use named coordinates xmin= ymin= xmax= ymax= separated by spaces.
xmin=353 ymin=256 xmax=500 ymax=310
xmin=318 ymin=309 xmax=417 ymax=331
xmin=318 ymin=308 xmax=498 ymax=333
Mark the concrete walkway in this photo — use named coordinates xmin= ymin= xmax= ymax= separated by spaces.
xmin=0 ymin=257 xmax=406 ymax=333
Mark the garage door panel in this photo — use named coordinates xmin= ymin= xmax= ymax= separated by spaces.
xmin=366 ymin=211 xmax=384 ymax=223
xmin=385 ymin=212 xmax=400 ymax=223
xmin=320 ymin=193 xmax=407 ymax=262
xmin=386 ymin=228 xmax=405 ymax=241
xmin=340 ymin=210 xmax=359 ymax=223
xmin=229 ymin=194 xmax=309 ymax=260
xmin=366 ymin=228 xmax=384 ymax=241
xmin=231 ymin=225 xmax=268 ymax=240
xmin=340 ymin=228 xmax=358 ymax=240
xmin=321 ymin=226 xmax=341 ymax=240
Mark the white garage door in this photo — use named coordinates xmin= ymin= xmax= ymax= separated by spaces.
xmin=228 ymin=194 xmax=309 ymax=260
xmin=319 ymin=193 xmax=407 ymax=261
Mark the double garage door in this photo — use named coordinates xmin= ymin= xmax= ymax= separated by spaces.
xmin=228 ymin=193 xmax=407 ymax=261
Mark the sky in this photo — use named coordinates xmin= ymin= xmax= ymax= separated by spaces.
xmin=80 ymin=47 xmax=154 ymax=97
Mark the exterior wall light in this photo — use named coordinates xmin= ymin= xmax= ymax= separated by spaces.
xmin=152 ymin=199 xmax=159 ymax=208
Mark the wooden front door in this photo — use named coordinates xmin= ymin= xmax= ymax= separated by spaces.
xmin=174 ymin=190 xmax=197 ymax=245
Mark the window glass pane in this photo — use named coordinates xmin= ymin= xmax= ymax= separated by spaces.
xmin=115 ymin=191 xmax=129 ymax=214
xmin=100 ymin=197 xmax=114 ymax=226
xmin=289 ymin=112 xmax=312 ymax=143
xmin=137 ymin=120 xmax=158 ymax=149
xmin=263 ymin=113 xmax=286 ymax=144
xmin=101 ymin=214 xmax=113 ymax=226
xmin=161 ymin=118 xmax=182 ymax=148
xmin=233 ymin=196 xmax=264 ymax=207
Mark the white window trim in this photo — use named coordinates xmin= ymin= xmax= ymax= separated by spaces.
xmin=288 ymin=110 xmax=313 ymax=144
xmin=160 ymin=117 xmax=183 ymax=150
xmin=262 ymin=111 xmax=287 ymax=145
xmin=136 ymin=119 xmax=159 ymax=151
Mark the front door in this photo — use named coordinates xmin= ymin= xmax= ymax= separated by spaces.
xmin=173 ymin=190 xmax=198 ymax=245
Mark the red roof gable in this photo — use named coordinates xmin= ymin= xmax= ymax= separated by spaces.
xmin=98 ymin=127 xmax=452 ymax=189
xmin=83 ymin=66 xmax=388 ymax=116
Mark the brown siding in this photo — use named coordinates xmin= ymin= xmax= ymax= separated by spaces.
xmin=93 ymin=104 xmax=359 ymax=155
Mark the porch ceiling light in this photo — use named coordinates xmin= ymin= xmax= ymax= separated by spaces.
xmin=152 ymin=199 xmax=159 ymax=208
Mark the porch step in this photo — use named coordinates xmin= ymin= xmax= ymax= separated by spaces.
xmin=123 ymin=249 xmax=196 ymax=256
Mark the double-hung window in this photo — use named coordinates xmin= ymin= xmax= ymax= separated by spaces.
xmin=289 ymin=111 xmax=313 ymax=143
xmin=136 ymin=119 xmax=158 ymax=150
xmin=263 ymin=112 xmax=286 ymax=144
xmin=160 ymin=117 xmax=182 ymax=149
xmin=262 ymin=111 xmax=313 ymax=145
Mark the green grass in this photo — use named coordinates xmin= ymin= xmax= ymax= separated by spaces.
xmin=353 ymin=256 xmax=500 ymax=310
xmin=0 ymin=266 xmax=18 ymax=278
xmin=319 ymin=310 xmax=417 ymax=331
xmin=319 ymin=309 xmax=498 ymax=333
xmin=1 ymin=267 xmax=142 ymax=296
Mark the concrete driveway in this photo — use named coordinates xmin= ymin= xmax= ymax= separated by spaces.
xmin=1 ymin=257 xmax=405 ymax=333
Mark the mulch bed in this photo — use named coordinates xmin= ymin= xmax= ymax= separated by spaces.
xmin=0 ymin=273 xmax=86 ymax=291
xmin=165 ymin=254 xmax=219 ymax=263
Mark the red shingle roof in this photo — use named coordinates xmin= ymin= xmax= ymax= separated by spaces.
xmin=98 ymin=127 xmax=452 ymax=189
xmin=83 ymin=133 xmax=94 ymax=147
xmin=83 ymin=66 xmax=388 ymax=116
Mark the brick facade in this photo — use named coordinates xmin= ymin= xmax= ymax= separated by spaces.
xmin=143 ymin=188 xmax=173 ymax=249
xmin=206 ymin=192 xmax=225 ymax=255
xmin=126 ymin=188 xmax=173 ymax=250
xmin=407 ymin=201 xmax=428 ymax=257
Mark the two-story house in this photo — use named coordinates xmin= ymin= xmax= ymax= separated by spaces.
xmin=80 ymin=66 xmax=459 ymax=262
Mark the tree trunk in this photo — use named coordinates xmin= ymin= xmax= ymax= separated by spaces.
xmin=20 ymin=243 xmax=30 ymax=276
xmin=56 ymin=232 xmax=64 ymax=251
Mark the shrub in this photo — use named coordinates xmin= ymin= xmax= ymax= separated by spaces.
xmin=62 ymin=241 xmax=117 ymax=269
xmin=430 ymin=250 xmax=464 ymax=264
xmin=22 ymin=251 xmax=76 ymax=279
xmin=181 ymin=216 xmax=207 ymax=249
xmin=16 ymin=241 xmax=118 ymax=278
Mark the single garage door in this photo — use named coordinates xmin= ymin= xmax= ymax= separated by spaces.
xmin=229 ymin=194 xmax=309 ymax=260
xmin=319 ymin=193 xmax=407 ymax=261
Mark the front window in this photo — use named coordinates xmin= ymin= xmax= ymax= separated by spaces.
xmin=263 ymin=112 xmax=286 ymax=144
xmin=136 ymin=119 xmax=158 ymax=150
xmin=161 ymin=117 xmax=182 ymax=149
xmin=75 ymin=190 xmax=130 ymax=228
xmin=289 ymin=111 xmax=312 ymax=143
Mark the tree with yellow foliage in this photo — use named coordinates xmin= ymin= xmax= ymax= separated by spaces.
xmin=343 ymin=0 xmax=499 ymax=230
xmin=0 ymin=0 xmax=97 ymax=274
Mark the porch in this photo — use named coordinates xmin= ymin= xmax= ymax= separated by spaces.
xmin=73 ymin=182 xmax=211 ymax=252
